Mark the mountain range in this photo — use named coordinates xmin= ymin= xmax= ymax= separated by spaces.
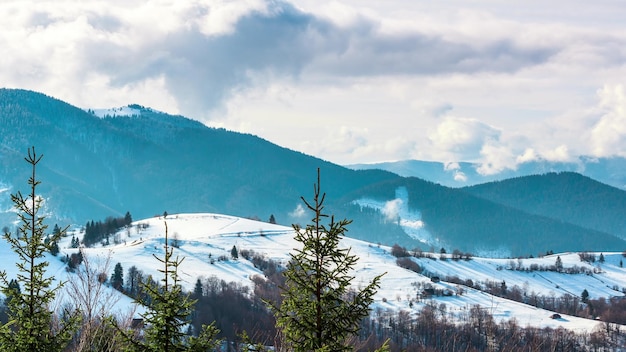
xmin=1 ymin=88 xmax=626 ymax=257
xmin=346 ymin=158 xmax=626 ymax=190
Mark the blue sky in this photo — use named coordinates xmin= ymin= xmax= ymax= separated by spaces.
xmin=1 ymin=0 xmax=625 ymax=173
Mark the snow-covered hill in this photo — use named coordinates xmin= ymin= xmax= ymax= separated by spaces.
xmin=20 ymin=212 xmax=625 ymax=334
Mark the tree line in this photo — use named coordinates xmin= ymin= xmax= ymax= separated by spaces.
xmin=82 ymin=212 xmax=133 ymax=247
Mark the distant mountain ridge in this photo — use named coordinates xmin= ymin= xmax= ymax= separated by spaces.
xmin=1 ymin=88 xmax=626 ymax=256
xmin=346 ymin=158 xmax=626 ymax=189
xmin=463 ymin=172 xmax=626 ymax=240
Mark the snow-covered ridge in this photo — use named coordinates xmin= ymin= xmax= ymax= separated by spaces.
xmin=1 ymin=212 xmax=621 ymax=333
xmin=89 ymin=106 xmax=142 ymax=118
xmin=87 ymin=104 xmax=171 ymax=118
xmin=49 ymin=212 xmax=626 ymax=333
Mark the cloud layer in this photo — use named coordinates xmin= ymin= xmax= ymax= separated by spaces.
xmin=2 ymin=0 xmax=626 ymax=171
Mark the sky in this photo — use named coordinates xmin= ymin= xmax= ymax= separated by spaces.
xmin=1 ymin=0 xmax=625 ymax=174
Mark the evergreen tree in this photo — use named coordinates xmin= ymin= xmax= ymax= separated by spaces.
xmin=0 ymin=147 xmax=78 ymax=351
xmin=193 ymin=278 xmax=203 ymax=300
xmin=231 ymin=245 xmax=239 ymax=260
xmin=49 ymin=239 xmax=60 ymax=256
xmin=581 ymin=289 xmax=590 ymax=303
xmin=119 ymin=222 xmax=220 ymax=351
xmin=272 ymin=169 xmax=385 ymax=351
xmin=52 ymin=223 xmax=62 ymax=236
xmin=599 ymin=253 xmax=605 ymax=263
xmin=4 ymin=280 xmax=20 ymax=306
xmin=48 ymin=224 xmax=61 ymax=256
xmin=555 ymin=255 xmax=563 ymax=272
xmin=126 ymin=265 xmax=141 ymax=297
xmin=124 ymin=211 xmax=133 ymax=226
xmin=111 ymin=262 xmax=124 ymax=291
xmin=71 ymin=235 xmax=80 ymax=248
xmin=269 ymin=214 xmax=276 ymax=224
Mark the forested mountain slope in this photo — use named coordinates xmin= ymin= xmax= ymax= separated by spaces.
xmin=352 ymin=177 xmax=626 ymax=256
xmin=463 ymin=172 xmax=626 ymax=241
xmin=0 ymin=88 xmax=398 ymax=226
xmin=1 ymin=88 xmax=625 ymax=256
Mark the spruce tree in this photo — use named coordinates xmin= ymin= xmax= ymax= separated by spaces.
xmin=581 ymin=288 xmax=590 ymax=303
xmin=555 ymin=255 xmax=563 ymax=272
xmin=120 ymin=222 xmax=220 ymax=352
xmin=0 ymin=147 xmax=78 ymax=351
xmin=273 ymin=169 xmax=385 ymax=351
xmin=111 ymin=262 xmax=124 ymax=291
xmin=124 ymin=211 xmax=133 ymax=226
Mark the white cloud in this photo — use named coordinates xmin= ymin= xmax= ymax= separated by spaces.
xmin=516 ymin=148 xmax=539 ymax=164
xmin=444 ymin=162 xmax=460 ymax=171
xmin=429 ymin=116 xmax=501 ymax=161
xmin=289 ymin=204 xmax=306 ymax=219
xmin=453 ymin=171 xmax=468 ymax=182
xmin=590 ymin=84 xmax=626 ymax=157
xmin=382 ymin=199 xmax=402 ymax=222
xmin=1 ymin=0 xmax=626 ymax=169
xmin=443 ymin=162 xmax=468 ymax=182
xmin=476 ymin=141 xmax=517 ymax=176
xmin=543 ymin=145 xmax=572 ymax=162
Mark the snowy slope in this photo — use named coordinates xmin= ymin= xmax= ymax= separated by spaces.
xmin=90 ymin=106 xmax=142 ymax=118
xmin=36 ymin=213 xmax=626 ymax=333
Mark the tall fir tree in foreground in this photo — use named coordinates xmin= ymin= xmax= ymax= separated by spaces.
xmin=0 ymin=147 xmax=78 ymax=351
xmin=273 ymin=169 xmax=386 ymax=352
xmin=120 ymin=222 xmax=220 ymax=352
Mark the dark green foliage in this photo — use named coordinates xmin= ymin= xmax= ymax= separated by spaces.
xmin=391 ymin=176 xmax=626 ymax=256
xmin=231 ymin=245 xmax=239 ymax=260
xmin=119 ymin=222 xmax=220 ymax=352
xmin=193 ymin=279 xmax=203 ymax=299
xmin=272 ymin=169 xmax=384 ymax=351
xmin=124 ymin=211 xmax=133 ymax=226
xmin=464 ymin=172 xmax=626 ymax=240
xmin=83 ymin=215 xmax=130 ymax=247
xmin=126 ymin=265 xmax=142 ymax=297
xmin=4 ymin=280 xmax=20 ymax=306
xmin=0 ymin=147 xmax=78 ymax=351
xmin=71 ymin=235 xmax=80 ymax=248
xmin=581 ymin=289 xmax=590 ymax=303
xmin=48 ymin=239 xmax=60 ymax=256
xmin=555 ymin=256 xmax=563 ymax=272
xmin=111 ymin=262 xmax=124 ymax=291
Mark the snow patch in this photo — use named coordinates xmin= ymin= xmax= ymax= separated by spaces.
xmin=90 ymin=106 xmax=142 ymax=118
xmin=353 ymin=187 xmax=436 ymax=245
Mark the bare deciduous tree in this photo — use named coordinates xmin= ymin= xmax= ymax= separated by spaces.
xmin=65 ymin=248 xmax=134 ymax=352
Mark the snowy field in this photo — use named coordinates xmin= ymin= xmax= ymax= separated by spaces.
xmin=2 ymin=212 xmax=624 ymax=334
